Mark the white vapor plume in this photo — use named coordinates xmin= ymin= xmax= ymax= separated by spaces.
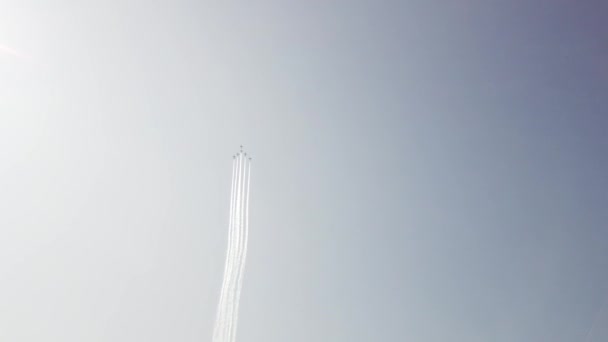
xmin=231 ymin=160 xmax=251 ymax=342
xmin=224 ymin=154 xmax=243 ymax=342
xmin=213 ymin=159 xmax=238 ymax=342
xmin=213 ymin=149 xmax=252 ymax=342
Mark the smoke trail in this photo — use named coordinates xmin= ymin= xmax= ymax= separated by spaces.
xmin=224 ymin=156 xmax=240 ymax=341
xmin=228 ymin=156 xmax=246 ymax=342
xmin=225 ymin=154 xmax=244 ymax=342
xmin=213 ymin=150 xmax=252 ymax=342
xmin=229 ymin=154 xmax=250 ymax=342
xmin=213 ymin=158 xmax=237 ymax=342
xmin=228 ymin=154 xmax=251 ymax=342
xmin=231 ymin=159 xmax=251 ymax=342
xmin=233 ymin=154 xmax=250 ymax=342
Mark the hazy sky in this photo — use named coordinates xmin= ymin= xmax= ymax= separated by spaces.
xmin=1 ymin=1 xmax=607 ymax=341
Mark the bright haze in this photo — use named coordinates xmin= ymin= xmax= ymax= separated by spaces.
xmin=1 ymin=1 xmax=607 ymax=342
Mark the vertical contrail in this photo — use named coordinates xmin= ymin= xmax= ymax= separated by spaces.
xmin=213 ymin=149 xmax=252 ymax=342
xmin=213 ymin=158 xmax=237 ymax=342
xmin=231 ymin=160 xmax=251 ymax=342
xmin=225 ymin=154 xmax=244 ymax=342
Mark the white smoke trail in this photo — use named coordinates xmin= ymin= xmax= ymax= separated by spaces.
xmin=231 ymin=159 xmax=251 ymax=342
xmin=213 ymin=158 xmax=237 ymax=342
xmin=223 ymin=156 xmax=240 ymax=341
xmin=228 ymin=157 xmax=245 ymax=342
xmin=225 ymin=154 xmax=244 ymax=342
xmin=229 ymin=154 xmax=250 ymax=342
xmin=218 ymin=153 xmax=244 ymax=342
xmin=213 ymin=150 xmax=251 ymax=342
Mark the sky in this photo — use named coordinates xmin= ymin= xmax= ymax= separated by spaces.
xmin=1 ymin=1 xmax=608 ymax=341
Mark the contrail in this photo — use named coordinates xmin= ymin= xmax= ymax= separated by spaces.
xmin=225 ymin=154 xmax=244 ymax=342
xmin=213 ymin=149 xmax=252 ymax=342
xmin=217 ymin=154 xmax=244 ymax=342
xmin=228 ymin=156 xmax=246 ymax=342
xmin=231 ymin=160 xmax=251 ymax=342
xmin=233 ymin=154 xmax=251 ymax=342
xmin=228 ymin=153 xmax=251 ymax=342
xmin=213 ymin=159 xmax=237 ymax=342
xmin=213 ymin=159 xmax=236 ymax=342
xmin=224 ymin=153 xmax=243 ymax=342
